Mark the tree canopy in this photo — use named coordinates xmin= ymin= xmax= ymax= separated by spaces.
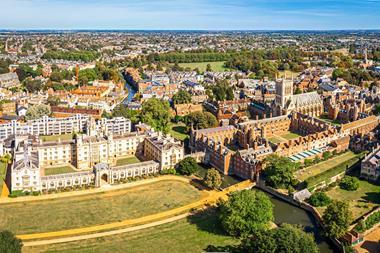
xmin=141 ymin=98 xmax=172 ymax=133
xmin=264 ymin=154 xmax=297 ymax=189
xmin=172 ymin=90 xmax=192 ymax=104
xmin=204 ymin=168 xmax=222 ymax=189
xmin=185 ymin=111 xmax=218 ymax=130
xmin=25 ymin=104 xmax=51 ymax=120
xmin=176 ymin=157 xmax=199 ymax=176
xmin=0 ymin=230 xmax=23 ymax=253
xmin=242 ymin=224 xmax=318 ymax=253
xmin=322 ymin=200 xmax=351 ymax=239
xmin=307 ymin=192 xmax=331 ymax=207
xmin=339 ymin=176 xmax=360 ymax=191
xmin=219 ymin=190 xmax=273 ymax=237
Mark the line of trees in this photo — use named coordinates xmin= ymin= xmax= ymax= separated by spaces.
xmin=42 ymin=50 xmax=100 ymax=62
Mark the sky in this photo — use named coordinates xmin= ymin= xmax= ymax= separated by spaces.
xmin=0 ymin=0 xmax=380 ymax=30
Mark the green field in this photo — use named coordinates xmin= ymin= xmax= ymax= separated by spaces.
xmin=304 ymin=153 xmax=362 ymax=188
xmin=281 ymin=132 xmax=302 ymax=140
xmin=169 ymin=124 xmax=189 ymax=141
xmin=41 ymin=133 xmax=74 ymax=142
xmin=268 ymin=136 xmax=283 ymax=144
xmin=44 ymin=166 xmax=77 ymax=176
xmin=178 ymin=61 xmax=229 ymax=72
xmin=116 ymin=156 xmax=141 ymax=166
xmin=24 ymin=210 xmax=239 ymax=253
xmin=0 ymin=162 xmax=7 ymax=192
xmin=0 ymin=180 xmax=201 ymax=234
xmin=278 ymin=70 xmax=302 ymax=78
xmin=319 ymin=179 xmax=380 ymax=220
xmin=296 ymin=151 xmax=356 ymax=182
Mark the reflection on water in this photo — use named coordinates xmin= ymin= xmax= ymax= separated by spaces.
xmin=267 ymin=194 xmax=336 ymax=253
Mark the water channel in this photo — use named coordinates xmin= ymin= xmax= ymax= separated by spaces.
xmin=267 ymin=194 xmax=336 ymax=253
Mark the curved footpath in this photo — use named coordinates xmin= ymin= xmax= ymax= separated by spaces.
xmin=16 ymin=179 xmax=254 ymax=246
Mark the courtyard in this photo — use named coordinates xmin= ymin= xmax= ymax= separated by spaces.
xmin=268 ymin=131 xmax=302 ymax=144
xmin=0 ymin=180 xmax=202 ymax=234
xmin=115 ymin=155 xmax=141 ymax=166
xmin=43 ymin=165 xmax=77 ymax=176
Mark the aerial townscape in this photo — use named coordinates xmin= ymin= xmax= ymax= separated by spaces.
xmin=1 ymin=1 xmax=380 ymax=253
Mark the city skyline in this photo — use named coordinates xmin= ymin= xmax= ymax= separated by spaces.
xmin=1 ymin=0 xmax=380 ymax=30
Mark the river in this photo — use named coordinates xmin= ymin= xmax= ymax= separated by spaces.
xmin=267 ymin=194 xmax=336 ymax=253
xmin=122 ymin=79 xmax=137 ymax=105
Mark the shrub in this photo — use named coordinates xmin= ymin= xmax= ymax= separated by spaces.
xmin=176 ymin=157 xmax=199 ymax=176
xmin=160 ymin=168 xmax=176 ymax=175
xmin=339 ymin=176 xmax=360 ymax=191
xmin=307 ymin=192 xmax=331 ymax=207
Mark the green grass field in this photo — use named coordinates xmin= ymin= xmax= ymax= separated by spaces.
xmin=319 ymin=179 xmax=380 ymax=220
xmin=116 ymin=156 xmax=141 ymax=166
xmin=304 ymin=153 xmax=362 ymax=188
xmin=278 ymin=70 xmax=302 ymax=78
xmin=44 ymin=166 xmax=77 ymax=176
xmin=178 ymin=61 xmax=229 ymax=72
xmin=169 ymin=124 xmax=189 ymax=141
xmin=41 ymin=133 xmax=74 ymax=142
xmin=268 ymin=136 xmax=283 ymax=144
xmin=0 ymin=180 xmax=201 ymax=234
xmin=0 ymin=162 xmax=7 ymax=192
xmin=24 ymin=210 xmax=239 ymax=253
xmin=281 ymin=132 xmax=302 ymax=140
xmin=296 ymin=151 xmax=356 ymax=182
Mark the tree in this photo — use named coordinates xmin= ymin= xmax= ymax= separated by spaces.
xmin=323 ymin=201 xmax=351 ymax=238
xmin=206 ymin=63 xmax=212 ymax=72
xmin=141 ymin=98 xmax=171 ymax=133
xmin=264 ymin=154 xmax=297 ymax=189
xmin=242 ymin=224 xmax=318 ymax=253
xmin=185 ymin=111 xmax=218 ymax=130
xmin=112 ymin=104 xmax=141 ymax=124
xmin=172 ymin=90 xmax=192 ymax=104
xmin=0 ymin=230 xmax=23 ymax=253
xmin=47 ymin=96 xmax=61 ymax=106
xmin=307 ymin=192 xmax=331 ymax=207
xmin=219 ymin=190 xmax=273 ymax=237
xmin=176 ymin=157 xmax=199 ymax=175
xmin=24 ymin=79 xmax=44 ymax=93
xmin=339 ymin=176 xmax=360 ymax=191
xmin=322 ymin=151 xmax=332 ymax=160
xmin=25 ymin=104 xmax=51 ymax=120
xmin=204 ymin=168 xmax=222 ymax=189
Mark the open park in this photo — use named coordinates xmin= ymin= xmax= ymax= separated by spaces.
xmin=0 ymin=179 xmax=202 ymax=234
xmin=178 ymin=61 xmax=229 ymax=72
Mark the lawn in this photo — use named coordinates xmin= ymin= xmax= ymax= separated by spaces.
xmin=196 ymin=163 xmax=241 ymax=189
xmin=178 ymin=61 xmax=229 ymax=72
xmin=24 ymin=210 xmax=239 ymax=253
xmin=116 ymin=156 xmax=141 ymax=166
xmin=280 ymin=132 xmax=302 ymax=140
xmin=318 ymin=116 xmax=341 ymax=126
xmin=0 ymin=162 xmax=7 ymax=193
xmin=278 ymin=70 xmax=302 ymax=78
xmin=268 ymin=136 xmax=283 ymax=144
xmin=319 ymin=179 xmax=380 ymax=220
xmin=304 ymin=153 xmax=362 ymax=188
xmin=0 ymin=180 xmax=201 ymax=234
xmin=41 ymin=133 xmax=74 ymax=142
xmin=169 ymin=123 xmax=189 ymax=141
xmin=44 ymin=166 xmax=77 ymax=176
xmin=296 ymin=151 xmax=357 ymax=182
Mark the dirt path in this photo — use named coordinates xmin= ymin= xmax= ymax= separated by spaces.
xmin=19 ymin=180 xmax=254 ymax=246
xmin=23 ymin=213 xmax=191 ymax=247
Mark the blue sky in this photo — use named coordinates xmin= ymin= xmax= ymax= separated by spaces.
xmin=1 ymin=0 xmax=380 ymax=30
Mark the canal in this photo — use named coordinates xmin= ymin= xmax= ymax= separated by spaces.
xmin=267 ymin=194 xmax=336 ymax=253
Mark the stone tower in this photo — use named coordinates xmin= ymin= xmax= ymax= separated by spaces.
xmin=275 ymin=78 xmax=293 ymax=108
